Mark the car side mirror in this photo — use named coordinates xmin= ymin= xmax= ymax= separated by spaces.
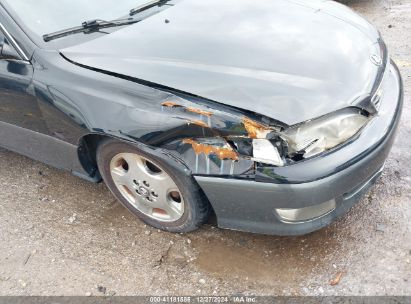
xmin=0 ymin=38 xmax=21 ymax=60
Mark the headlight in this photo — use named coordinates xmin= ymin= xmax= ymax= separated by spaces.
xmin=281 ymin=109 xmax=370 ymax=159
xmin=164 ymin=97 xmax=372 ymax=173
xmin=252 ymin=139 xmax=284 ymax=166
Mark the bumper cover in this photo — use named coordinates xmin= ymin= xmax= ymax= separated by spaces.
xmin=195 ymin=62 xmax=403 ymax=235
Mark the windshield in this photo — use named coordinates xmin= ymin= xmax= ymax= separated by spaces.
xmin=3 ymin=0 xmax=151 ymax=37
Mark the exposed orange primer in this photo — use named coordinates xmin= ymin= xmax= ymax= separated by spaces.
xmin=183 ymin=139 xmax=239 ymax=161
xmin=186 ymin=107 xmax=213 ymax=117
xmin=242 ymin=117 xmax=273 ymax=139
xmin=189 ymin=120 xmax=209 ymax=128
xmin=161 ymin=101 xmax=183 ymax=108
xmin=162 ymin=102 xmax=213 ymax=116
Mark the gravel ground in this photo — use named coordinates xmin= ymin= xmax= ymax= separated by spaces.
xmin=0 ymin=0 xmax=410 ymax=296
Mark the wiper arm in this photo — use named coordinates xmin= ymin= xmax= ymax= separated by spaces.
xmin=81 ymin=19 xmax=118 ymax=28
xmin=43 ymin=1 xmax=173 ymax=42
xmin=43 ymin=18 xmax=138 ymax=42
xmin=130 ymin=0 xmax=171 ymax=16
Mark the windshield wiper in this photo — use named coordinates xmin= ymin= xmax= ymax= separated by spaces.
xmin=43 ymin=1 xmax=172 ymax=42
xmin=43 ymin=18 xmax=139 ymax=42
xmin=130 ymin=0 xmax=171 ymax=16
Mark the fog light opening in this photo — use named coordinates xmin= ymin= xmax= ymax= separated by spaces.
xmin=276 ymin=199 xmax=336 ymax=223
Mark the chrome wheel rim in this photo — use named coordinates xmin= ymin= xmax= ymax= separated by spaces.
xmin=109 ymin=153 xmax=185 ymax=222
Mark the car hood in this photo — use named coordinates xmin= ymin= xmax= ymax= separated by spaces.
xmin=61 ymin=0 xmax=383 ymax=125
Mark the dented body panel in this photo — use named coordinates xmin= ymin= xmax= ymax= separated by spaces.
xmin=23 ymin=49 xmax=261 ymax=177
xmin=197 ymin=62 xmax=403 ymax=235
xmin=0 ymin=0 xmax=403 ymax=235
xmin=60 ymin=0 xmax=383 ymax=125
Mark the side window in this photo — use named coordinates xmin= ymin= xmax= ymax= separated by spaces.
xmin=0 ymin=29 xmax=22 ymax=60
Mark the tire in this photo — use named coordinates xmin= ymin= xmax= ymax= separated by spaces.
xmin=96 ymin=138 xmax=210 ymax=233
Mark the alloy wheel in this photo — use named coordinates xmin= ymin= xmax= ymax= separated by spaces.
xmin=109 ymin=153 xmax=185 ymax=222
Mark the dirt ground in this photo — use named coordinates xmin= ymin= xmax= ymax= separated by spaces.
xmin=0 ymin=0 xmax=410 ymax=297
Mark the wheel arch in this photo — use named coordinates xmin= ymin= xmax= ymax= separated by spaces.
xmin=77 ymin=133 xmax=217 ymax=223
xmin=77 ymin=133 xmax=193 ymax=182
xmin=77 ymin=133 xmax=112 ymax=182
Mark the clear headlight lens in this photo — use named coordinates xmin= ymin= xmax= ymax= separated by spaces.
xmin=252 ymin=139 xmax=284 ymax=166
xmin=281 ymin=109 xmax=370 ymax=159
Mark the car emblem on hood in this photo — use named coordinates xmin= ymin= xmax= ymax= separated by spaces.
xmin=370 ymin=54 xmax=383 ymax=66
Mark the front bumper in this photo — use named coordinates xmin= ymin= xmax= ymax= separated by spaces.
xmin=195 ymin=61 xmax=403 ymax=236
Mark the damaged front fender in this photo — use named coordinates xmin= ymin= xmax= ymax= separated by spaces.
xmin=33 ymin=51 xmax=286 ymax=179
xmin=157 ymin=97 xmax=286 ymax=176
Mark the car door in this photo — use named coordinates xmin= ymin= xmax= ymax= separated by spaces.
xmin=0 ymin=26 xmax=50 ymax=136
